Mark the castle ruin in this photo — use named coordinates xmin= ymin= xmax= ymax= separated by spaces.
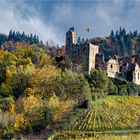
xmin=66 ymin=27 xmax=99 ymax=74
xmin=65 ymin=27 xmax=140 ymax=85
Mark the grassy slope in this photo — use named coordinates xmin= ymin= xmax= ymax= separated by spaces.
xmin=53 ymin=96 xmax=140 ymax=139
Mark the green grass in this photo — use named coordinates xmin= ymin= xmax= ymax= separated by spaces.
xmin=95 ymin=95 xmax=118 ymax=104
xmin=52 ymin=130 xmax=140 ymax=139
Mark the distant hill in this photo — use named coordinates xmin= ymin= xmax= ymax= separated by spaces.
xmin=0 ymin=30 xmax=43 ymax=51
xmin=89 ymin=27 xmax=140 ymax=58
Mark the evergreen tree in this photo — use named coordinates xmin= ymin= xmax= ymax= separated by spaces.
xmin=110 ymin=30 xmax=115 ymax=42
xmin=77 ymin=36 xmax=81 ymax=44
xmin=0 ymin=34 xmax=7 ymax=46
xmin=8 ymin=30 xmax=13 ymax=40
xmin=133 ymin=30 xmax=138 ymax=37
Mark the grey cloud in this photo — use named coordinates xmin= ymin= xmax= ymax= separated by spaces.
xmin=1 ymin=0 xmax=140 ymax=46
xmin=0 ymin=1 xmax=63 ymax=45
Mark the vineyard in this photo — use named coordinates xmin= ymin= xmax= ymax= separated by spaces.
xmin=53 ymin=96 xmax=140 ymax=139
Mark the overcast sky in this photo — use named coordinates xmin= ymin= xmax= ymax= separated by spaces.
xmin=0 ymin=0 xmax=140 ymax=46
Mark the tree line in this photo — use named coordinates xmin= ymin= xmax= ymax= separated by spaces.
xmin=0 ymin=30 xmax=43 ymax=47
xmin=90 ymin=27 xmax=140 ymax=58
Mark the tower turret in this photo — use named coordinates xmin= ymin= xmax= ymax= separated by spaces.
xmin=66 ymin=27 xmax=76 ymax=56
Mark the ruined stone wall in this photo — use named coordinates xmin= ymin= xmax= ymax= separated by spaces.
xmin=107 ymin=59 xmax=119 ymax=78
xmin=133 ymin=63 xmax=140 ymax=85
xmin=70 ymin=43 xmax=89 ymax=74
xmin=95 ymin=53 xmax=106 ymax=70
xmin=69 ymin=43 xmax=99 ymax=74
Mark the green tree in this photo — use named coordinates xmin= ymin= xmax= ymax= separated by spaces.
xmin=108 ymin=78 xmax=117 ymax=95
xmin=7 ymin=65 xmax=34 ymax=99
xmin=85 ymin=69 xmax=109 ymax=100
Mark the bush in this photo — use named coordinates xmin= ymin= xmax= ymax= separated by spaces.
xmin=1 ymin=131 xmax=14 ymax=139
xmin=110 ymin=77 xmax=140 ymax=96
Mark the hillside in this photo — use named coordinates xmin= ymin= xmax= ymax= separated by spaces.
xmin=0 ymin=30 xmax=44 ymax=52
xmin=89 ymin=27 xmax=140 ymax=59
xmin=53 ymin=96 xmax=140 ymax=139
xmin=1 ymin=28 xmax=140 ymax=139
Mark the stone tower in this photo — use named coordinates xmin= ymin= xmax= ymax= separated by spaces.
xmin=66 ymin=27 xmax=76 ymax=56
xmin=131 ymin=39 xmax=137 ymax=56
